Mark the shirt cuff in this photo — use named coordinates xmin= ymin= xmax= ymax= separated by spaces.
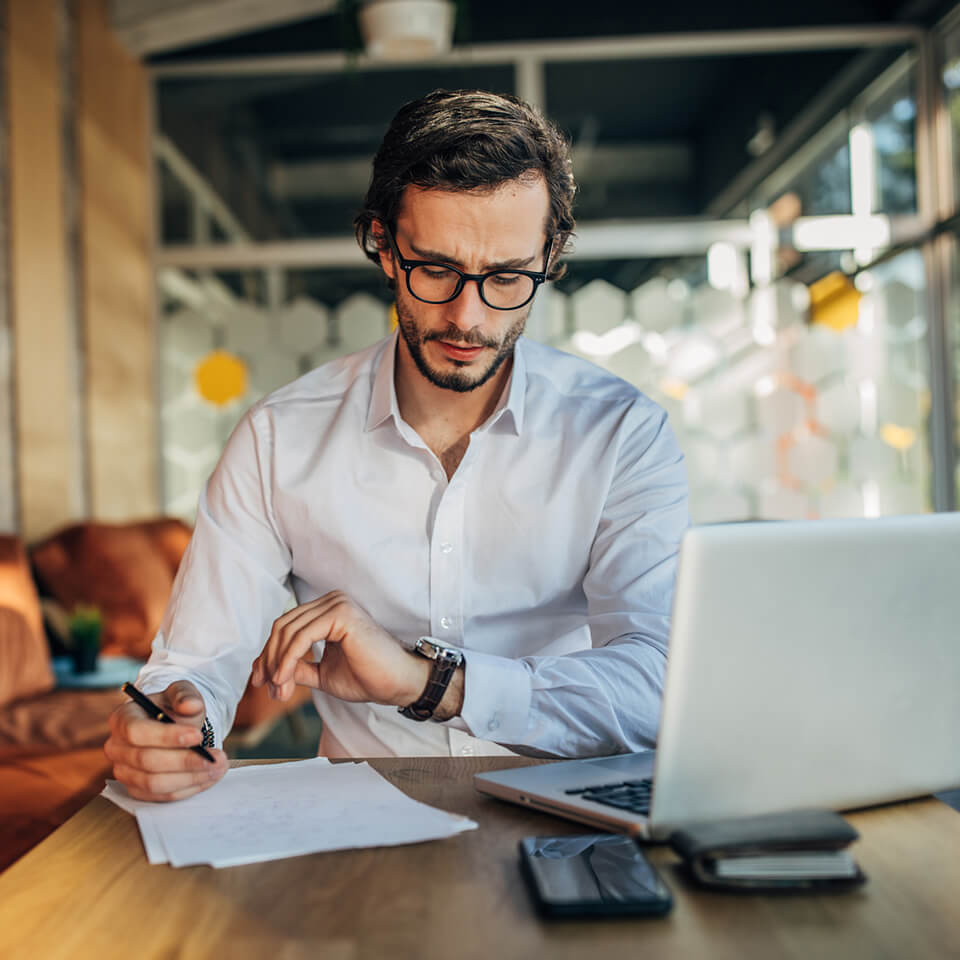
xmin=460 ymin=649 xmax=532 ymax=742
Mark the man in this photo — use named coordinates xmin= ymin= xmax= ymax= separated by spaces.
xmin=105 ymin=89 xmax=688 ymax=803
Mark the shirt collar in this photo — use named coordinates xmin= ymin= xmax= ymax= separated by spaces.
xmin=364 ymin=329 xmax=527 ymax=437
xmin=365 ymin=331 xmax=400 ymax=433
xmin=483 ymin=336 xmax=526 ymax=436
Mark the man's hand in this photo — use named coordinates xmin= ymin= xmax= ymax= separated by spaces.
xmin=251 ymin=591 xmax=451 ymax=713
xmin=104 ymin=680 xmax=228 ymax=802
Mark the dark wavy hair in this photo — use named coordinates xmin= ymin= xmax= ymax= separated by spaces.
xmin=355 ymin=89 xmax=576 ymax=281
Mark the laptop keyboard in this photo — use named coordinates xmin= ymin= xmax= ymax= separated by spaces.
xmin=564 ymin=778 xmax=653 ymax=816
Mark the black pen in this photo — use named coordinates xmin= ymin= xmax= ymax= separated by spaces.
xmin=121 ymin=682 xmax=215 ymax=763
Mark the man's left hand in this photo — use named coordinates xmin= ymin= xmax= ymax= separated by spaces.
xmin=251 ymin=591 xmax=431 ymax=709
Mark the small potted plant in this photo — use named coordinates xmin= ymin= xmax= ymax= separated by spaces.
xmin=68 ymin=605 xmax=102 ymax=674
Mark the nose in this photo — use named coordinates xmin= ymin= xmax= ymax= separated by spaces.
xmin=444 ymin=277 xmax=488 ymax=334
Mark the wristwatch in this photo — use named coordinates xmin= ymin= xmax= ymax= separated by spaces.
xmin=398 ymin=637 xmax=465 ymax=722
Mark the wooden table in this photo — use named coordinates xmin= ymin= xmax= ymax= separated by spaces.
xmin=1 ymin=758 xmax=958 ymax=960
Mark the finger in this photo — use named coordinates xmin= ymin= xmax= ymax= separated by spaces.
xmin=125 ymin=784 xmax=202 ymax=803
xmin=265 ymin=591 xmax=347 ymax=677
xmin=263 ymin=597 xmax=328 ymax=676
xmin=269 ymin=662 xmax=323 ymax=701
xmin=113 ymin=761 xmax=225 ymax=798
xmin=124 ymin=777 xmax=222 ymax=804
xmin=273 ymin=615 xmax=335 ymax=687
xmin=268 ymin=590 xmax=344 ymax=636
xmin=250 ymin=655 xmax=263 ymax=686
xmin=265 ymin=605 xmax=319 ymax=679
xmin=105 ymin=741 xmax=219 ymax=774
xmin=163 ymin=681 xmax=205 ymax=719
xmin=274 ymin=594 xmax=356 ymax=684
xmin=117 ymin=707 xmax=203 ymax=749
xmin=293 ymin=660 xmax=322 ymax=690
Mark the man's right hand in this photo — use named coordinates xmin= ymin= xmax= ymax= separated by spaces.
xmin=104 ymin=680 xmax=228 ymax=802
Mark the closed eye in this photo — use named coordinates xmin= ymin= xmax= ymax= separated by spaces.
xmin=422 ymin=266 xmax=457 ymax=279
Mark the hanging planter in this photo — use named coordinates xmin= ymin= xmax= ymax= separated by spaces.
xmin=358 ymin=0 xmax=456 ymax=61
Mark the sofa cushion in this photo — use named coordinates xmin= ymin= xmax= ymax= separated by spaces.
xmin=31 ymin=523 xmax=178 ymax=659
xmin=140 ymin=517 xmax=193 ymax=576
xmin=0 ymin=537 xmax=54 ymax=708
xmin=0 ymin=747 xmax=113 ymax=873
xmin=0 ymin=687 xmax=122 ymax=762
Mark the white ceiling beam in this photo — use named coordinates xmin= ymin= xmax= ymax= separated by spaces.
xmin=155 ymin=218 xmax=756 ymax=269
xmin=267 ymin=143 xmax=695 ymax=200
xmin=150 ymin=25 xmax=922 ymax=76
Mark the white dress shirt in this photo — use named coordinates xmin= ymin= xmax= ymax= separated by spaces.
xmin=139 ymin=331 xmax=689 ymax=759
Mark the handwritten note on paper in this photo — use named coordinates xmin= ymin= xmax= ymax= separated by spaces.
xmin=101 ymin=757 xmax=477 ymax=868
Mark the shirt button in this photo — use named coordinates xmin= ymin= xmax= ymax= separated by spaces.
xmin=440 ymin=542 xmax=453 ymax=554
xmin=440 ymin=617 xmax=452 ymax=630
xmin=488 ymin=716 xmax=500 ymax=733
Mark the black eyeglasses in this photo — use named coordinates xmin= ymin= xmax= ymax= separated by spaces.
xmin=382 ymin=225 xmax=552 ymax=311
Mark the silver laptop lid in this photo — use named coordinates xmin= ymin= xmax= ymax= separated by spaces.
xmin=649 ymin=513 xmax=960 ymax=833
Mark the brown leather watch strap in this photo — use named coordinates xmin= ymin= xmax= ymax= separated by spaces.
xmin=399 ymin=641 xmax=464 ymax=722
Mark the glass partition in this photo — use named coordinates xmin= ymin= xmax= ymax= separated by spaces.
xmin=159 ymin=248 xmax=933 ymax=523
xmin=942 ymin=21 xmax=960 ymax=506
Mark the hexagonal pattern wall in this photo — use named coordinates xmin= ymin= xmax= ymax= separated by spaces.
xmin=160 ymin=257 xmax=934 ymax=525
xmin=564 ymin=265 xmax=932 ymax=523
xmin=159 ymin=276 xmax=390 ymax=520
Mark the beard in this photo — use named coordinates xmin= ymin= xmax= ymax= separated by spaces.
xmin=395 ymin=292 xmax=529 ymax=393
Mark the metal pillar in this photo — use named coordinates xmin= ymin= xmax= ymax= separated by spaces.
xmin=916 ymin=30 xmax=957 ymax=512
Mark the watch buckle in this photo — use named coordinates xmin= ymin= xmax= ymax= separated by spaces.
xmin=414 ymin=637 xmax=442 ymax=660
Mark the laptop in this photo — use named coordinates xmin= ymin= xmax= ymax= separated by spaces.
xmin=474 ymin=513 xmax=960 ymax=841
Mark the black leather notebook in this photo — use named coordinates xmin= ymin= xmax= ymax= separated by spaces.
xmin=668 ymin=808 xmax=867 ymax=892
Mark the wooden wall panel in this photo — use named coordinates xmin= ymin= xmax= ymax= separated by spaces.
xmin=77 ymin=0 xmax=157 ymax=519
xmin=7 ymin=0 xmax=84 ymax=540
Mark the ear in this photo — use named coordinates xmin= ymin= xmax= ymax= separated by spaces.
xmin=372 ymin=221 xmax=396 ymax=281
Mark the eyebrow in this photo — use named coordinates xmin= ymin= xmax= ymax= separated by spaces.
xmin=407 ymin=240 xmax=538 ymax=272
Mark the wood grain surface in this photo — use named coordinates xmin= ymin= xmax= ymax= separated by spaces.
xmin=0 ymin=757 xmax=958 ymax=960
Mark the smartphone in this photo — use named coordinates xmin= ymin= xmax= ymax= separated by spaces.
xmin=518 ymin=834 xmax=673 ymax=918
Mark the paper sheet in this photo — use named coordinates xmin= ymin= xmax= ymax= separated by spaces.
xmin=101 ymin=757 xmax=476 ymax=868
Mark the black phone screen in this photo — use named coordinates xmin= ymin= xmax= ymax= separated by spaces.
xmin=519 ymin=834 xmax=673 ymax=917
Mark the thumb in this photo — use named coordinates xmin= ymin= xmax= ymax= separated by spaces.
xmin=164 ymin=681 xmax=205 ymax=717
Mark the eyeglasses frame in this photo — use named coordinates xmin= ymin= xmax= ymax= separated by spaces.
xmin=380 ymin=223 xmax=553 ymax=311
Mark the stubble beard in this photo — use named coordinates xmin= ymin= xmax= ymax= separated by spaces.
xmin=394 ymin=292 xmax=529 ymax=394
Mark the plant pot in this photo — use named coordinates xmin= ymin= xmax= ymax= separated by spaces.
xmin=71 ymin=641 xmax=100 ymax=674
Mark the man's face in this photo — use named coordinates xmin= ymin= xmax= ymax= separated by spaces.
xmin=381 ymin=178 xmax=551 ymax=394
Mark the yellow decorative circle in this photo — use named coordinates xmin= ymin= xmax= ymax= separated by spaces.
xmin=194 ymin=350 xmax=248 ymax=407
xmin=881 ymin=423 xmax=916 ymax=452
xmin=659 ymin=377 xmax=689 ymax=400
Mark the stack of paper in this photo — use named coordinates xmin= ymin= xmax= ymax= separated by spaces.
xmin=102 ymin=757 xmax=477 ymax=868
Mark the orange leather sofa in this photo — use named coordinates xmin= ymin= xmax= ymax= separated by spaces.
xmin=0 ymin=521 xmax=309 ymax=874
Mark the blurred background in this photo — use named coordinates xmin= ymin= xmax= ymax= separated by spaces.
xmin=4 ymin=0 xmax=960 ymax=774
xmin=5 ymin=0 xmax=960 ymax=539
